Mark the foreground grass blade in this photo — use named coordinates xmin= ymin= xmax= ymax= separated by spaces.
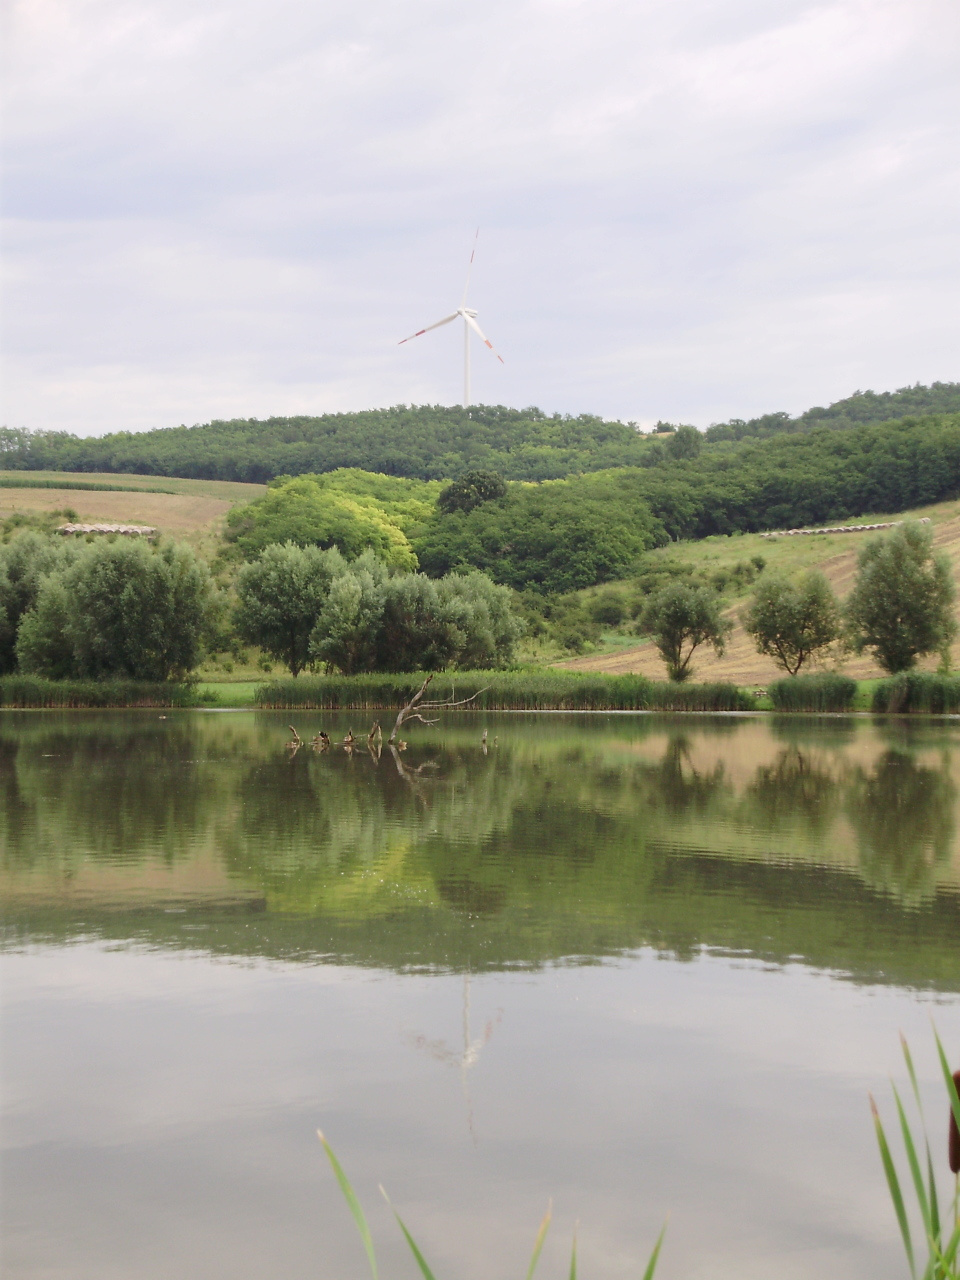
xmin=568 ymin=1230 xmax=577 ymax=1280
xmin=641 ymin=1220 xmax=668 ymax=1280
xmin=380 ymin=1188 xmax=439 ymax=1280
xmin=871 ymin=1096 xmax=916 ymax=1279
xmin=525 ymin=1203 xmax=552 ymax=1280
xmin=317 ymin=1131 xmax=378 ymax=1280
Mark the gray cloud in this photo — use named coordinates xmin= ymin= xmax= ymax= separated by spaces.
xmin=2 ymin=0 xmax=958 ymax=434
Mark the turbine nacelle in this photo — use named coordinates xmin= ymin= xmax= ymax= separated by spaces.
xmin=397 ymin=233 xmax=502 ymax=408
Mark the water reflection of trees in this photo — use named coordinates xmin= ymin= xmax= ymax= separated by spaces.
xmin=845 ymin=751 xmax=955 ymax=902
xmin=5 ymin=713 xmax=960 ymax=942
xmin=647 ymin=735 xmax=728 ymax=816
xmin=743 ymin=749 xmax=840 ymax=838
xmin=0 ymin=717 xmax=228 ymax=872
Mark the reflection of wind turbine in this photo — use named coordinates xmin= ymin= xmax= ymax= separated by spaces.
xmin=398 ymin=229 xmax=504 ymax=409
xmin=405 ymin=974 xmax=502 ymax=1142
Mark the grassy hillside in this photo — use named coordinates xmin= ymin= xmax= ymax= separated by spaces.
xmin=561 ymin=495 xmax=960 ymax=685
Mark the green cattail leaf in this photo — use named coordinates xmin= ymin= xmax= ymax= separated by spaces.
xmin=641 ymin=1220 xmax=668 ymax=1280
xmin=925 ymin=1145 xmax=941 ymax=1251
xmin=568 ymin=1230 xmax=577 ymax=1280
xmin=525 ymin=1204 xmax=552 ymax=1280
xmin=932 ymin=1030 xmax=960 ymax=1161
xmin=893 ymin=1085 xmax=931 ymax=1232
xmin=870 ymin=1096 xmax=916 ymax=1279
xmin=902 ymin=1035 xmax=926 ymax=1116
xmin=939 ymin=1218 xmax=960 ymax=1264
xmin=317 ymin=1131 xmax=378 ymax=1280
xmin=380 ymin=1188 xmax=438 ymax=1280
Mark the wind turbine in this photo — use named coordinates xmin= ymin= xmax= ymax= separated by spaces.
xmin=398 ymin=230 xmax=504 ymax=408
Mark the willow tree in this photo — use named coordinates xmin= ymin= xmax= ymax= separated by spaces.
xmin=639 ymin=582 xmax=730 ymax=682
xmin=742 ymin=571 xmax=840 ymax=675
xmin=846 ymin=522 xmax=957 ymax=673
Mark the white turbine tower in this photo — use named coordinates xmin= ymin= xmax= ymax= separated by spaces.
xmin=398 ymin=230 xmax=504 ymax=408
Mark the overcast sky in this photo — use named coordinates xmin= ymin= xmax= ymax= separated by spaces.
xmin=2 ymin=0 xmax=959 ymax=436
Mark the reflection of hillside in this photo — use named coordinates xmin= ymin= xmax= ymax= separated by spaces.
xmin=2 ymin=711 xmax=960 ymax=990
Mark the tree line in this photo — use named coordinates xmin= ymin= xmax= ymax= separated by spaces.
xmin=213 ymin=413 xmax=960 ymax=597
xmin=0 ymin=518 xmax=955 ymax=684
xmin=638 ymin=521 xmax=956 ymax=681
xmin=0 ymin=529 xmax=523 ymax=682
xmin=2 ymin=384 xmax=958 ymax=483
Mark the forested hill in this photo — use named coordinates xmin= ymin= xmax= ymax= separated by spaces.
xmin=1 ymin=382 xmax=957 ymax=483
xmin=704 ymin=381 xmax=960 ymax=442
xmin=0 ymin=406 xmax=652 ymax=483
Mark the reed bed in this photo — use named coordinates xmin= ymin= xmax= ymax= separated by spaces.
xmin=255 ymin=671 xmax=753 ymax=713
xmin=872 ymin=674 xmax=960 ymax=714
xmin=0 ymin=677 xmax=199 ymax=708
xmin=768 ymin=673 xmax=857 ymax=712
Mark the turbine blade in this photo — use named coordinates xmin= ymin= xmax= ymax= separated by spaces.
xmin=398 ymin=313 xmax=459 ymax=345
xmin=461 ymin=228 xmax=480 ymax=309
xmin=462 ymin=311 xmax=504 ymax=363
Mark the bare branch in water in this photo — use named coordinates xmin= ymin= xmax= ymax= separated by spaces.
xmin=387 ymin=676 xmax=489 ymax=744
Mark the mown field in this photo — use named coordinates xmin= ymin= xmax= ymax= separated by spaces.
xmin=561 ymin=495 xmax=960 ymax=685
xmin=0 ymin=470 xmax=265 ymax=539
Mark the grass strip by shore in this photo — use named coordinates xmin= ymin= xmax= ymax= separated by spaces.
xmin=255 ymin=671 xmax=754 ymax=712
xmin=0 ymin=677 xmax=200 ymax=708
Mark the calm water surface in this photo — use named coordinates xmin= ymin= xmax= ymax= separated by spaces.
xmin=2 ymin=710 xmax=959 ymax=1279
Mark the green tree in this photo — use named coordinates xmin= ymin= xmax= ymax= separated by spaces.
xmin=235 ymin=542 xmax=344 ymax=676
xmin=375 ymin=574 xmax=461 ymax=672
xmin=437 ymin=572 xmax=523 ymax=667
xmin=742 ymin=571 xmax=840 ymax=675
xmin=15 ymin=575 xmax=78 ymax=679
xmin=17 ymin=539 xmax=212 ymax=680
xmin=437 ymin=470 xmax=507 ymax=515
xmin=225 ymin=476 xmax=419 ymax=568
xmin=664 ymin=424 xmax=702 ymax=461
xmin=308 ymin=563 xmax=522 ymax=675
xmin=416 ymin=472 xmax=666 ymax=593
xmin=639 ymin=582 xmax=730 ymax=681
xmin=845 ymin=522 xmax=957 ymax=673
xmin=0 ymin=531 xmax=78 ymax=673
xmin=309 ymin=563 xmax=386 ymax=675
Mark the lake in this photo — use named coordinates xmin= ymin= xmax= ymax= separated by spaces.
xmin=2 ymin=710 xmax=959 ymax=1279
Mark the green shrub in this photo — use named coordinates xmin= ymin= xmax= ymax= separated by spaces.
xmin=768 ymin=673 xmax=857 ymax=712
xmin=0 ymin=677 xmax=199 ymax=707
xmin=872 ymin=672 xmax=960 ymax=714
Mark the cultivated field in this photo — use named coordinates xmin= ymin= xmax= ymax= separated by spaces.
xmin=562 ymin=496 xmax=960 ymax=685
xmin=0 ymin=471 xmax=265 ymax=535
